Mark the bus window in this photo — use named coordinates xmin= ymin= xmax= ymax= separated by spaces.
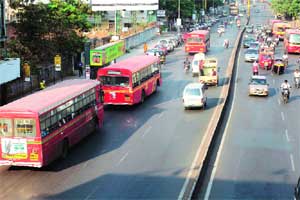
xmin=0 ymin=118 xmax=12 ymax=137
xmin=101 ymin=76 xmax=129 ymax=87
xmin=14 ymin=118 xmax=36 ymax=138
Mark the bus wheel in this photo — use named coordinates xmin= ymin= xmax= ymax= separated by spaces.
xmin=61 ymin=139 xmax=69 ymax=159
xmin=141 ymin=90 xmax=146 ymax=103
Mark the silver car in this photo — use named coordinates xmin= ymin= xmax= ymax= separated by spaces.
xmin=244 ymin=48 xmax=259 ymax=62
xmin=248 ymin=75 xmax=269 ymax=96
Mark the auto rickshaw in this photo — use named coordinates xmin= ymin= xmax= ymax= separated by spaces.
xmin=272 ymin=58 xmax=285 ymax=75
xmin=258 ymin=52 xmax=274 ymax=70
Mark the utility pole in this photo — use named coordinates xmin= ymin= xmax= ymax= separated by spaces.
xmin=247 ymin=0 xmax=250 ymax=17
xmin=177 ymin=0 xmax=181 ymax=33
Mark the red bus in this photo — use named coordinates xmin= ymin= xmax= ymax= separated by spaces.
xmin=0 ymin=79 xmax=104 ymax=168
xmin=97 ymin=55 xmax=162 ymax=105
xmin=284 ymin=29 xmax=300 ymax=53
xmin=185 ymin=30 xmax=210 ymax=54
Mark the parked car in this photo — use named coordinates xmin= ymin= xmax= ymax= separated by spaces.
xmin=182 ymin=83 xmax=207 ymax=110
xmin=244 ymin=48 xmax=259 ymax=62
xmin=153 ymin=44 xmax=168 ymax=55
xmin=158 ymin=40 xmax=173 ymax=52
xmin=248 ymin=75 xmax=269 ymax=96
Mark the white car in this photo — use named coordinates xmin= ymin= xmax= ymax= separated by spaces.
xmin=218 ymin=25 xmax=225 ymax=33
xmin=248 ymin=75 xmax=269 ymax=96
xmin=158 ymin=40 xmax=173 ymax=52
xmin=192 ymin=53 xmax=205 ymax=76
xmin=183 ymin=83 xmax=207 ymax=110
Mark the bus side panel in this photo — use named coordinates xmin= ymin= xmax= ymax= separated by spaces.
xmin=42 ymin=134 xmax=63 ymax=166
xmin=133 ymin=88 xmax=142 ymax=104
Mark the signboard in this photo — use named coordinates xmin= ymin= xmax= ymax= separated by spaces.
xmin=1 ymin=138 xmax=28 ymax=159
xmin=157 ymin=10 xmax=166 ymax=17
xmin=90 ymin=40 xmax=125 ymax=67
xmin=91 ymin=0 xmax=159 ymax=11
xmin=54 ymin=54 xmax=61 ymax=71
xmin=23 ymin=62 xmax=31 ymax=82
xmin=176 ymin=18 xmax=182 ymax=26
xmin=85 ymin=66 xmax=91 ymax=79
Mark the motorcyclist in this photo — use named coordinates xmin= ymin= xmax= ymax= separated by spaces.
xmin=252 ymin=61 xmax=259 ymax=75
xmin=297 ymin=56 xmax=300 ymax=69
xmin=224 ymin=39 xmax=229 ymax=48
xmin=294 ymin=69 xmax=300 ymax=87
xmin=280 ymin=80 xmax=291 ymax=99
xmin=184 ymin=57 xmax=190 ymax=71
xmin=282 ymin=52 xmax=288 ymax=66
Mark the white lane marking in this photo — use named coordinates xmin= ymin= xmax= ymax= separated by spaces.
xmin=290 ymin=154 xmax=295 ymax=172
xmin=142 ymin=126 xmax=152 ymax=138
xmin=158 ymin=112 xmax=164 ymax=118
xmin=203 ymin=45 xmax=242 ymax=200
xmin=117 ymin=152 xmax=129 ymax=166
xmin=285 ymin=129 xmax=290 ymax=142
xmin=277 ymin=98 xmax=281 ymax=105
xmin=273 ymin=79 xmax=275 ymax=84
xmin=281 ymin=112 xmax=285 ymax=121
xmin=83 ymin=161 xmax=89 ymax=168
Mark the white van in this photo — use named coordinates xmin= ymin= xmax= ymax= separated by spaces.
xmin=192 ymin=53 xmax=205 ymax=77
xmin=182 ymin=83 xmax=207 ymax=110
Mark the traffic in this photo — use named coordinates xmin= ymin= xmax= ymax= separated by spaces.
xmin=2 ymin=1 xmax=300 ymax=199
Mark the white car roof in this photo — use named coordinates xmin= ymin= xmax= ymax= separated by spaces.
xmin=185 ymin=82 xmax=205 ymax=89
xmin=252 ymin=75 xmax=266 ymax=80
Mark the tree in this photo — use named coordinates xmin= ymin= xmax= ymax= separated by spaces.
xmin=8 ymin=0 xmax=92 ymax=73
xmin=271 ymin=0 xmax=300 ymax=19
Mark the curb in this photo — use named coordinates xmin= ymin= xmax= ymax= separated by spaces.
xmin=179 ymin=18 xmax=250 ymax=199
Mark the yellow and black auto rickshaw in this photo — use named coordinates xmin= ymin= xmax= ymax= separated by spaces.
xmin=272 ymin=58 xmax=285 ymax=75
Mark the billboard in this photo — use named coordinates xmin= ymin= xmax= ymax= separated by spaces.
xmin=91 ymin=0 xmax=159 ymax=11
xmin=0 ymin=58 xmax=20 ymax=84
xmin=90 ymin=40 xmax=125 ymax=66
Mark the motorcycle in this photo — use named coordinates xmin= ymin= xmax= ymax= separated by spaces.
xmin=184 ymin=63 xmax=190 ymax=73
xmin=224 ymin=40 xmax=229 ymax=49
xmin=282 ymin=88 xmax=289 ymax=104
xmin=295 ymin=77 xmax=300 ymax=88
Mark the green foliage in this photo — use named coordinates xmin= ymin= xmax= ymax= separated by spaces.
xmin=271 ymin=0 xmax=300 ymax=18
xmin=8 ymin=0 xmax=92 ymax=68
xmin=159 ymin=0 xmax=194 ymax=19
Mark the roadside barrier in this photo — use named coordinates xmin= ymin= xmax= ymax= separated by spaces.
xmin=179 ymin=18 xmax=250 ymax=199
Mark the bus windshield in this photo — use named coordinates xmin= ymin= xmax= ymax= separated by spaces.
xmin=289 ymin=34 xmax=300 ymax=45
xmin=100 ymin=76 xmax=130 ymax=87
xmin=187 ymin=37 xmax=203 ymax=43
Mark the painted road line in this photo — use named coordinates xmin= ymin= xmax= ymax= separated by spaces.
xmin=281 ymin=112 xmax=285 ymax=121
xmin=117 ymin=152 xmax=129 ymax=166
xmin=142 ymin=126 xmax=152 ymax=138
xmin=158 ymin=112 xmax=164 ymax=119
xmin=273 ymin=79 xmax=275 ymax=84
xmin=203 ymin=45 xmax=242 ymax=200
xmin=278 ymin=98 xmax=281 ymax=105
xmin=285 ymin=129 xmax=290 ymax=142
xmin=290 ymin=154 xmax=295 ymax=172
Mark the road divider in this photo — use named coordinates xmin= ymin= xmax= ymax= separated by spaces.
xmin=178 ymin=19 xmax=250 ymax=199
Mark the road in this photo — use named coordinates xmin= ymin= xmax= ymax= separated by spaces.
xmin=0 ymin=20 xmax=243 ymax=199
xmin=200 ymin=3 xmax=300 ymax=200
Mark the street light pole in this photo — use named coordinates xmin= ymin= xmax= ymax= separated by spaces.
xmin=177 ymin=0 xmax=181 ymax=33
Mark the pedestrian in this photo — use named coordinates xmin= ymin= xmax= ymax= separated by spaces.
xmin=78 ymin=61 xmax=83 ymax=77
xmin=143 ymin=42 xmax=148 ymax=54
xmin=39 ymin=79 xmax=46 ymax=90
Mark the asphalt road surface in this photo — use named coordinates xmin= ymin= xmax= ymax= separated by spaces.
xmin=0 ymin=19 xmax=243 ymax=199
xmin=200 ymin=3 xmax=300 ymax=200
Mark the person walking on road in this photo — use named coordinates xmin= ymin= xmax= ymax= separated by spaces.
xmin=252 ymin=61 xmax=259 ymax=75
xmin=143 ymin=42 xmax=148 ymax=54
xmin=39 ymin=80 xmax=46 ymax=90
